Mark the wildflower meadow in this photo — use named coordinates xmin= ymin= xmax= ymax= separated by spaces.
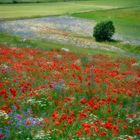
xmin=0 ymin=44 xmax=140 ymax=140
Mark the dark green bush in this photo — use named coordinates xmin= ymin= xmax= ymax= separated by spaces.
xmin=0 ymin=0 xmax=84 ymax=4
xmin=93 ymin=21 xmax=115 ymax=41
xmin=13 ymin=0 xmax=17 ymax=3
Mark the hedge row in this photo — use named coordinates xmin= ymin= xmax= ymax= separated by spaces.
xmin=0 ymin=0 xmax=85 ymax=4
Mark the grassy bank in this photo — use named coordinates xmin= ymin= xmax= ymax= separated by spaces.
xmin=1 ymin=33 xmax=140 ymax=61
xmin=0 ymin=33 xmax=120 ymax=57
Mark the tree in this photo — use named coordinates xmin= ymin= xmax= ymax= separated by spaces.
xmin=93 ymin=21 xmax=115 ymax=41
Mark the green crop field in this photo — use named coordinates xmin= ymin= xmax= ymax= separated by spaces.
xmin=72 ymin=7 xmax=140 ymax=40
xmin=79 ymin=0 xmax=140 ymax=7
xmin=1 ymin=0 xmax=140 ymax=19
xmin=0 ymin=2 xmax=105 ymax=19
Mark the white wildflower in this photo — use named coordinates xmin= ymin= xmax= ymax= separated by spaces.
xmin=0 ymin=110 xmax=9 ymax=120
xmin=34 ymin=130 xmax=45 ymax=139
xmin=61 ymin=48 xmax=69 ymax=52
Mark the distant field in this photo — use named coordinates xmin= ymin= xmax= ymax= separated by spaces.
xmin=79 ymin=0 xmax=140 ymax=7
xmin=0 ymin=0 xmax=71 ymax=4
xmin=0 ymin=0 xmax=140 ymax=19
xmin=72 ymin=6 xmax=140 ymax=44
xmin=0 ymin=2 xmax=108 ymax=19
xmin=0 ymin=0 xmax=89 ymax=4
xmin=0 ymin=0 xmax=140 ymax=6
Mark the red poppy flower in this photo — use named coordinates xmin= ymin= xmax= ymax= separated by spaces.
xmin=100 ymin=131 xmax=107 ymax=136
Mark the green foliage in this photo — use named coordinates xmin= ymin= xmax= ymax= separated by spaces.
xmin=93 ymin=21 xmax=115 ymax=41
xmin=13 ymin=0 xmax=18 ymax=3
xmin=0 ymin=0 xmax=84 ymax=4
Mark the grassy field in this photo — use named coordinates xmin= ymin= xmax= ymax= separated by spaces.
xmin=0 ymin=0 xmax=140 ymax=19
xmin=72 ymin=0 xmax=140 ymax=45
xmin=0 ymin=0 xmax=140 ymax=6
xmin=0 ymin=33 xmax=140 ymax=59
xmin=72 ymin=6 xmax=140 ymax=40
xmin=0 ymin=33 xmax=119 ymax=57
xmin=0 ymin=0 xmax=140 ymax=44
xmin=0 ymin=1 xmax=106 ymax=19
xmin=79 ymin=0 xmax=140 ymax=7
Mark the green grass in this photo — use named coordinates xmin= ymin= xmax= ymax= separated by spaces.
xmin=80 ymin=36 xmax=140 ymax=54
xmin=0 ymin=1 xmax=105 ymax=19
xmin=1 ymin=0 xmax=140 ymax=7
xmin=105 ymin=40 xmax=140 ymax=54
xmin=0 ymin=0 xmax=77 ymax=4
xmin=0 ymin=33 xmax=121 ymax=57
xmin=1 ymin=0 xmax=140 ymax=20
xmin=72 ymin=6 xmax=140 ymax=41
xmin=77 ymin=0 xmax=140 ymax=7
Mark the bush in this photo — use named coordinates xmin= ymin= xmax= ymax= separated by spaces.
xmin=93 ymin=21 xmax=115 ymax=41
xmin=13 ymin=0 xmax=17 ymax=3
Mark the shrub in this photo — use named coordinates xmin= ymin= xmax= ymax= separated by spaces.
xmin=93 ymin=21 xmax=115 ymax=41
xmin=13 ymin=0 xmax=18 ymax=3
